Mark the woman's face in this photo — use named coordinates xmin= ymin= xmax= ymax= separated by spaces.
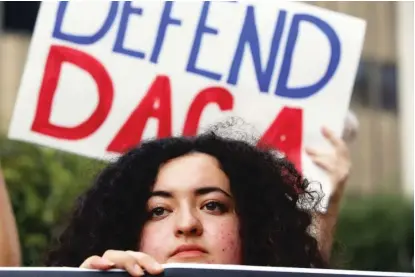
xmin=139 ymin=152 xmax=242 ymax=265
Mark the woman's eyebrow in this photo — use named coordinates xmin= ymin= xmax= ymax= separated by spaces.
xmin=150 ymin=190 xmax=172 ymax=198
xmin=149 ymin=187 xmax=232 ymax=198
xmin=195 ymin=187 xmax=232 ymax=198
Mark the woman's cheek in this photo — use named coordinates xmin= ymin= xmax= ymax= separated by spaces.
xmin=139 ymin=222 xmax=171 ymax=262
xmin=205 ymin=218 xmax=242 ymax=264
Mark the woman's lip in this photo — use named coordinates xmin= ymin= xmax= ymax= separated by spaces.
xmin=171 ymin=245 xmax=207 ymax=257
xmin=172 ymin=250 xmax=206 ymax=258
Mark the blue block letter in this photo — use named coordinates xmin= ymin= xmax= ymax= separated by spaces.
xmin=53 ymin=1 xmax=118 ymax=44
xmin=228 ymin=7 xmax=286 ymax=93
xmin=150 ymin=2 xmax=182 ymax=64
xmin=276 ymin=14 xmax=341 ymax=99
xmin=113 ymin=1 xmax=146 ymax=59
xmin=186 ymin=2 xmax=222 ymax=81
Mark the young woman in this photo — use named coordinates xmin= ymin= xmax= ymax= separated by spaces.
xmin=45 ymin=130 xmax=327 ymax=275
xmin=45 ymin=111 xmax=359 ymax=274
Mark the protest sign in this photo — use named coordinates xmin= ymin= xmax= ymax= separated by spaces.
xmin=8 ymin=1 xmax=366 ymax=209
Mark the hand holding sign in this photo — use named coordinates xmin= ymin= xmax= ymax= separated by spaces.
xmin=80 ymin=251 xmax=163 ymax=277
xmin=306 ymin=126 xmax=351 ymax=200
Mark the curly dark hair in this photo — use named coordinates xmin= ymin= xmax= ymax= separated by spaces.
xmin=45 ymin=129 xmax=326 ymax=268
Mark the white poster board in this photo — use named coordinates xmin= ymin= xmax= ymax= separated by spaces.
xmin=8 ymin=1 xmax=366 ymax=210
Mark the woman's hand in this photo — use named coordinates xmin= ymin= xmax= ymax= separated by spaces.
xmin=306 ymin=127 xmax=351 ymax=201
xmin=306 ymin=126 xmax=353 ymax=262
xmin=80 ymin=250 xmax=163 ymax=276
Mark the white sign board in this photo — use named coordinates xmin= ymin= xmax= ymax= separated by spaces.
xmin=9 ymin=1 xmax=366 ymax=210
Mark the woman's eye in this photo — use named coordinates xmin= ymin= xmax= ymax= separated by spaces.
xmin=202 ymin=201 xmax=227 ymax=213
xmin=150 ymin=207 xmax=169 ymax=218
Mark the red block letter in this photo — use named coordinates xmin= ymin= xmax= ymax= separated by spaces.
xmin=107 ymin=75 xmax=172 ymax=154
xmin=31 ymin=45 xmax=114 ymax=140
xmin=183 ymin=87 xmax=233 ymax=136
xmin=258 ymin=107 xmax=303 ymax=171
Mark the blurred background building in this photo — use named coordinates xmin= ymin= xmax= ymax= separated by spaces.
xmin=1 ymin=1 xmax=412 ymax=197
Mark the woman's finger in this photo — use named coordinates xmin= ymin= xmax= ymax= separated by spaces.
xmin=321 ymin=127 xmax=344 ymax=149
xmin=305 ymin=147 xmax=327 ymax=157
xmin=80 ymin=255 xmax=115 ymax=270
xmin=102 ymin=250 xmax=145 ymax=276
xmin=309 ymin=155 xmax=333 ymax=172
xmin=127 ymin=251 xmax=164 ymax=275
